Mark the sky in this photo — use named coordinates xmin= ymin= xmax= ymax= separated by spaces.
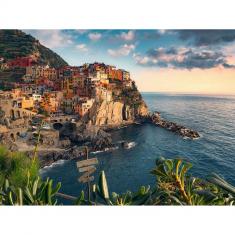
xmin=23 ymin=30 xmax=235 ymax=95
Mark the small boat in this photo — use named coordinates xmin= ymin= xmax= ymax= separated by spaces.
xmin=122 ymin=141 xmax=136 ymax=149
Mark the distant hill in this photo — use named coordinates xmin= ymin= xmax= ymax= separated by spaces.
xmin=0 ymin=30 xmax=68 ymax=68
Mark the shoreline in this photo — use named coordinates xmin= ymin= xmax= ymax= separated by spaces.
xmin=37 ymin=115 xmax=200 ymax=169
xmin=3 ymin=111 xmax=200 ymax=169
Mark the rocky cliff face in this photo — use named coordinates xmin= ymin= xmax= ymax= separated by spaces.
xmin=84 ymin=82 xmax=149 ymax=127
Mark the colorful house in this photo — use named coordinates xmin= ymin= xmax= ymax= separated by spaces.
xmin=7 ymin=57 xmax=35 ymax=68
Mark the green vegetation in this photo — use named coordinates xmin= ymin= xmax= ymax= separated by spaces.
xmin=75 ymin=158 xmax=235 ymax=205
xmin=0 ymin=177 xmax=61 ymax=205
xmin=0 ymin=30 xmax=68 ymax=68
xmin=0 ymin=146 xmax=39 ymax=187
xmin=0 ymin=145 xmax=234 ymax=205
xmin=112 ymin=81 xmax=145 ymax=114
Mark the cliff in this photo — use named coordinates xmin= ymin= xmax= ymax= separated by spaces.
xmin=84 ymin=82 xmax=149 ymax=127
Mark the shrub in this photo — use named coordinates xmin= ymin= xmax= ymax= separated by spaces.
xmin=0 ymin=145 xmax=39 ymax=187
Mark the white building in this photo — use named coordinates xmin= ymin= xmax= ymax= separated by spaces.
xmin=32 ymin=94 xmax=42 ymax=102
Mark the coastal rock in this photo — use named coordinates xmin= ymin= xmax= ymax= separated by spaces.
xmin=91 ymin=129 xmax=113 ymax=151
xmin=78 ymin=124 xmax=113 ymax=150
xmin=86 ymin=100 xmax=149 ymax=127
xmin=59 ymin=121 xmax=113 ymax=151
xmin=135 ymin=101 xmax=149 ymax=118
xmin=58 ymin=138 xmax=71 ymax=148
xmin=29 ymin=146 xmax=85 ymax=168
xmin=151 ymin=112 xmax=200 ymax=139
xmin=87 ymin=100 xmax=124 ymax=126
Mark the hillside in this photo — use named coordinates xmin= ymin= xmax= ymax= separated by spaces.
xmin=0 ymin=30 xmax=68 ymax=68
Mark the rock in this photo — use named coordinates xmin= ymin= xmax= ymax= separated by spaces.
xmin=91 ymin=129 xmax=113 ymax=151
xmin=86 ymin=100 xmax=149 ymax=127
xmin=151 ymin=112 xmax=200 ymax=139
xmin=58 ymin=138 xmax=71 ymax=148
xmin=59 ymin=120 xmax=113 ymax=151
xmin=136 ymin=101 xmax=149 ymax=117
xmin=87 ymin=100 xmax=124 ymax=126
xmin=32 ymin=146 xmax=85 ymax=168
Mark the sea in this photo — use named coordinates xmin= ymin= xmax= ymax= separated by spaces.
xmin=41 ymin=93 xmax=235 ymax=204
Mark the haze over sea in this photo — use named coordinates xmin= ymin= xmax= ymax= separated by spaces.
xmin=41 ymin=93 xmax=235 ymax=203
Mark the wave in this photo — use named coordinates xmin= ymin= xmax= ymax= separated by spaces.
xmin=124 ymin=141 xmax=137 ymax=149
xmin=183 ymin=133 xmax=202 ymax=140
xmin=91 ymin=146 xmax=119 ymax=155
xmin=39 ymin=159 xmax=67 ymax=174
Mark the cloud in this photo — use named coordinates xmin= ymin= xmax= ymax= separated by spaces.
xmin=88 ymin=32 xmax=102 ymax=41
xmin=134 ymin=46 xmax=235 ymax=69
xmin=75 ymin=29 xmax=88 ymax=34
xmin=76 ymin=44 xmax=88 ymax=52
xmin=135 ymin=30 xmax=174 ymax=40
xmin=133 ymin=53 xmax=150 ymax=65
xmin=177 ymin=30 xmax=235 ymax=46
xmin=158 ymin=29 xmax=166 ymax=35
xmin=119 ymin=30 xmax=135 ymax=41
xmin=108 ymin=44 xmax=135 ymax=57
xmin=24 ymin=30 xmax=73 ymax=48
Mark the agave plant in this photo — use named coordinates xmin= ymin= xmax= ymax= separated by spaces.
xmin=150 ymin=157 xmax=227 ymax=205
xmin=207 ymin=173 xmax=235 ymax=205
xmin=78 ymin=171 xmax=154 ymax=205
xmin=0 ymin=176 xmax=61 ymax=205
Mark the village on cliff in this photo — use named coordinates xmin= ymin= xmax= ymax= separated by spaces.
xmin=0 ymin=55 xmax=199 ymax=163
xmin=0 ymin=56 xmax=150 ymax=157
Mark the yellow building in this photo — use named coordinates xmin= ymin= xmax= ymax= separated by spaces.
xmin=43 ymin=68 xmax=57 ymax=80
xmin=16 ymin=96 xmax=34 ymax=109
xmin=61 ymin=77 xmax=74 ymax=97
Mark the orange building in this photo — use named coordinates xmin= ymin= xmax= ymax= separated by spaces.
xmin=115 ymin=69 xmax=123 ymax=81
xmin=40 ymin=92 xmax=62 ymax=113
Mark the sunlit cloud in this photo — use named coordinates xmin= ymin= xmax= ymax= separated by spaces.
xmin=134 ymin=46 xmax=235 ymax=69
xmin=75 ymin=44 xmax=88 ymax=52
xmin=24 ymin=30 xmax=73 ymax=48
xmin=88 ymin=32 xmax=102 ymax=41
xmin=108 ymin=44 xmax=135 ymax=57
xmin=75 ymin=29 xmax=88 ymax=34
xmin=119 ymin=30 xmax=135 ymax=41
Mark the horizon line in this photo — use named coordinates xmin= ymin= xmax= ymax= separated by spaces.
xmin=139 ymin=91 xmax=235 ymax=96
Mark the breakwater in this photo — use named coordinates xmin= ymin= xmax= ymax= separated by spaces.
xmin=150 ymin=112 xmax=200 ymax=139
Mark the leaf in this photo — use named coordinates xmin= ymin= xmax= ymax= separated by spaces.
xmin=175 ymin=159 xmax=182 ymax=179
xmin=46 ymin=179 xmax=53 ymax=205
xmin=32 ymin=177 xmax=40 ymax=196
xmin=207 ymin=173 xmax=235 ymax=195
xmin=17 ymin=188 xmax=23 ymax=205
xmin=164 ymin=160 xmax=174 ymax=173
xmin=98 ymin=171 xmax=109 ymax=200
xmin=24 ymin=187 xmax=34 ymax=203
xmin=75 ymin=191 xmax=85 ymax=205
xmin=51 ymin=182 xmax=61 ymax=196
xmin=8 ymin=191 xmax=14 ymax=205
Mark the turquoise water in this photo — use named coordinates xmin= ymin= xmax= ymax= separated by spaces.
xmin=41 ymin=93 xmax=235 ymax=203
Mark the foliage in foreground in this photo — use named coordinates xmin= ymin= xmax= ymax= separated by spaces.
xmin=75 ymin=158 xmax=235 ymax=206
xmin=0 ymin=151 xmax=235 ymax=205
xmin=0 ymin=177 xmax=61 ymax=205
xmin=0 ymin=146 xmax=39 ymax=187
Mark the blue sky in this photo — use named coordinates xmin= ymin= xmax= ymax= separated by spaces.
xmin=23 ymin=30 xmax=185 ymax=69
xmin=23 ymin=30 xmax=235 ymax=94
